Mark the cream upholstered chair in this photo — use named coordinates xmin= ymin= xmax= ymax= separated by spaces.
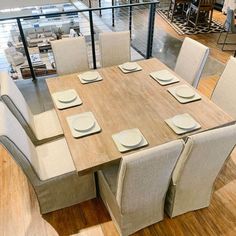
xmin=175 ymin=37 xmax=209 ymax=88
xmin=99 ymin=31 xmax=131 ymax=67
xmin=51 ymin=37 xmax=89 ymax=75
xmin=211 ymin=56 xmax=236 ymax=118
xmin=165 ymin=125 xmax=236 ymax=218
xmin=98 ymin=140 xmax=184 ymax=236
xmin=4 ymin=46 xmax=25 ymax=66
xmin=0 ymin=72 xmax=63 ymax=145
xmin=0 ymin=102 xmax=96 ymax=214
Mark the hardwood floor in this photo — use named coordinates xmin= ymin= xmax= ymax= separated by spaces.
xmin=1 ymin=8 xmax=236 ymax=236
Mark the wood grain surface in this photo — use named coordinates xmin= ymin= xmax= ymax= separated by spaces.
xmin=46 ymin=58 xmax=235 ymax=174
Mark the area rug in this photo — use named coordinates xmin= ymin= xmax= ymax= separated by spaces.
xmin=157 ymin=8 xmax=224 ymax=35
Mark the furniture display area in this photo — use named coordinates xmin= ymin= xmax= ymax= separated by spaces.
xmin=46 ymin=58 xmax=234 ymax=175
xmin=38 ymin=42 xmax=52 ymax=53
xmin=20 ymin=63 xmax=47 ymax=79
xmin=4 ymin=46 xmax=25 ymax=66
xmin=168 ymin=0 xmax=191 ymax=22
xmin=26 ymin=28 xmax=57 ymax=48
xmin=187 ymin=0 xmax=216 ymax=32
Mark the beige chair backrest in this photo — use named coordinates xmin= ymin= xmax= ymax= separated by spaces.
xmin=0 ymin=72 xmax=37 ymax=142
xmin=51 ymin=37 xmax=89 ymax=75
xmin=0 ymin=102 xmax=40 ymax=185
xmin=99 ymin=31 xmax=131 ymax=67
xmin=175 ymin=37 xmax=209 ymax=88
xmin=171 ymin=125 xmax=236 ymax=213
xmin=211 ymin=56 xmax=236 ymax=118
xmin=116 ymin=140 xmax=184 ymax=214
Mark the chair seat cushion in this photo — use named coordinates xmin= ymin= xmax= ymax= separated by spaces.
xmin=34 ymin=109 xmax=63 ymax=140
xmin=100 ymin=164 xmax=119 ymax=194
xmin=35 ymin=138 xmax=76 ymax=181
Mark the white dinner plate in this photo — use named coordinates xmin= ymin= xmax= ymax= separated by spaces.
xmin=175 ymin=87 xmax=195 ymax=98
xmin=72 ymin=116 xmax=95 ymax=132
xmin=155 ymin=70 xmax=173 ymax=81
xmin=57 ymin=90 xmax=77 ymax=103
xmin=121 ymin=62 xmax=137 ymax=71
xmin=172 ymin=115 xmax=196 ymax=130
xmin=81 ymin=71 xmax=98 ymax=81
xmin=118 ymin=130 xmax=143 ymax=147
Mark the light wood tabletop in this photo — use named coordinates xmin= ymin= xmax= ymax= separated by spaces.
xmin=46 ymin=58 xmax=235 ymax=175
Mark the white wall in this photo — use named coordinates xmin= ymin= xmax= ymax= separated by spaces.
xmin=0 ymin=0 xmax=69 ymax=10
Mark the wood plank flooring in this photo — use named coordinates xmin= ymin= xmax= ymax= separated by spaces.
xmin=1 ymin=7 xmax=236 ymax=236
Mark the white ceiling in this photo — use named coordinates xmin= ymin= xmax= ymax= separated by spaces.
xmin=0 ymin=0 xmax=69 ymax=10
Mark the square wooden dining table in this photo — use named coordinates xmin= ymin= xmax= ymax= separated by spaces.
xmin=46 ymin=58 xmax=235 ymax=175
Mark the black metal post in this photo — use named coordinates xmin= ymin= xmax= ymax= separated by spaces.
xmin=89 ymin=0 xmax=92 ymax=8
xmin=112 ymin=0 xmax=115 ymax=27
xmin=129 ymin=0 xmax=133 ymax=39
xmin=99 ymin=0 xmax=102 ymax=17
xmin=146 ymin=3 xmax=156 ymax=59
xmin=17 ymin=18 xmax=36 ymax=80
xmin=89 ymin=11 xmax=97 ymax=69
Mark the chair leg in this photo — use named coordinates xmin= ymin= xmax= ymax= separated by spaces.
xmin=187 ymin=7 xmax=191 ymax=25
xmin=222 ymin=31 xmax=229 ymax=51
xmin=217 ymin=21 xmax=226 ymax=44
xmin=171 ymin=3 xmax=176 ymax=22
xmin=217 ymin=31 xmax=223 ymax=44
xmin=208 ymin=10 xmax=213 ymax=30
xmin=168 ymin=1 xmax=172 ymax=19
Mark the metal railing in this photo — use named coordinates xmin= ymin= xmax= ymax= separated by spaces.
xmin=0 ymin=1 xmax=159 ymax=80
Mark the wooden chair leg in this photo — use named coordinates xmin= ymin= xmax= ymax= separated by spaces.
xmin=208 ymin=9 xmax=213 ymax=30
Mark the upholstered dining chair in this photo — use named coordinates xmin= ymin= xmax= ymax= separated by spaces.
xmin=0 ymin=102 xmax=96 ymax=214
xmin=99 ymin=31 xmax=131 ymax=67
xmin=175 ymin=37 xmax=209 ymax=88
xmin=211 ymin=56 xmax=236 ymax=118
xmin=165 ymin=124 xmax=236 ymax=218
xmin=0 ymin=72 xmax=63 ymax=145
xmin=98 ymin=140 xmax=184 ymax=236
xmin=217 ymin=8 xmax=236 ymax=51
xmin=51 ymin=37 xmax=89 ymax=75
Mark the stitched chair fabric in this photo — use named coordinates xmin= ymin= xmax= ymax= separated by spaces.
xmin=0 ymin=102 xmax=96 ymax=214
xmin=0 ymin=72 xmax=63 ymax=145
xmin=165 ymin=124 xmax=236 ymax=218
xmin=99 ymin=31 xmax=131 ymax=68
xmin=51 ymin=37 xmax=89 ymax=75
xmin=98 ymin=140 xmax=184 ymax=236
xmin=211 ymin=56 xmax=236 ymax=118
xmin=175 ymin=37 xmax=209 ymax=88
